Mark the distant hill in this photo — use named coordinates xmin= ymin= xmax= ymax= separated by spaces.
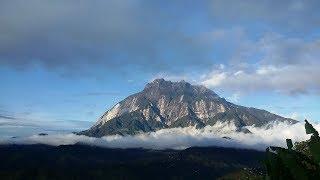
xmin=80 ymin=79 xmax=296 ymax=137
xmin=0 ymin=144 xmax=265 ymax=179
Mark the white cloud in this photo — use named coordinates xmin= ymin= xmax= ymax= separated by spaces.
xmin=201 ymin=64 xmax=320 ymax=95
xmin=256 ymin=66 xmax=278 ymax=75
xmin=199 ymin=31 xmax=320 ymax=95
xmin=0 ymin=114 xmax=92 ymax=137
xmin=156 ymin=29 xmax=320 ymax=96
xmin=177 ymin=29 xmax=320 ymax=95
xmin=202 ymin=72 xmax=227 ymax=87
xmin=288 ymin=112 xmax=300 ymax=120
xmin=228 ymin=93 xmax=241 ymax=103
xmin=219 ymin=64 xmax=225 ymax=70
xmin=257 ymin=33 xmax=320 ymax=66
xmin=1 ymin=121 xmax=319 ymax=151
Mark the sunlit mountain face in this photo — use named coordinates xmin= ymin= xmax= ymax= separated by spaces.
xmin=80 ymin=79 xmax=297 ymax=137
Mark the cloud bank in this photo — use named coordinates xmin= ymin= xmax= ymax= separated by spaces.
xmin=1 ymin=121 xmax=319 ymax=151
xmin=210 ymin=0 xmax=320 ymax=31
xmin=1 ymin=1 xmax=319 ymax=74
xmin=201 ymin=64 xmax=320 ymax=95
xmin=0 ymin=0 xmax=212 ymax=74
xmin=197 ymin=32 xmax=320 ymax=95
xmin=151 ymin=30 xmax=320 ymax=96
xmin=0 ymin=114 xmax=92 ymax=138
xmin=1 ymin=1 xmax=319 ymax=95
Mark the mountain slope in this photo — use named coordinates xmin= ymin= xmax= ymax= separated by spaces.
xmin=80 ymin=79 xmax=296 ymax=137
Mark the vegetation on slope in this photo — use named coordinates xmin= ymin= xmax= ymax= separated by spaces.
xmin=265 ymin=120 xmax=320 ymax=179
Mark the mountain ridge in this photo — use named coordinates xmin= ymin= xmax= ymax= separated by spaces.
xmin=80 ymin=78 xmax=297 ymax=137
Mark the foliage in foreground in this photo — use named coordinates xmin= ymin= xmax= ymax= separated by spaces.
xmin=265 ymin=120 xmax=320 ymax=179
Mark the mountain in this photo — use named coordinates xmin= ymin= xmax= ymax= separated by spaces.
xmin=80 ymin=79 xmax=296 ymax=137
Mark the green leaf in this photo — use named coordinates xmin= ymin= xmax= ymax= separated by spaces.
xmin=264 ymin=120 xmax=320 ymax=179
xmin=305 ymin=120 xmax=319 ymax=136
xmin=286 ymin=139 xmax=293 ymax=150
xmin=309 ymin=138 xmax=320 ymax=164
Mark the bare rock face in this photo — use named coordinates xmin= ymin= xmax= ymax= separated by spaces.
xmin=80 ymin=79 xmax=297 ymax=137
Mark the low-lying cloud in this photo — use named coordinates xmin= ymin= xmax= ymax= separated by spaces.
xmin=1 ymin=121 xmax=319 ymax=151
xmin=0 ymin=114 xmax=92 ymax=138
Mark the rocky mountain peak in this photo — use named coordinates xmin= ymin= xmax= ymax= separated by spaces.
xmin=143 ymin=79 xmax=218 ymax=100
xmin=80 ymin=79 xmax=297 ymax=137
xmin=144 ymin=78 xmax=173 ymax=90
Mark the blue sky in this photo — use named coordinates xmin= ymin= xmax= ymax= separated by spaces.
xmin=1 ymin=0 xmax=320 ymax=136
